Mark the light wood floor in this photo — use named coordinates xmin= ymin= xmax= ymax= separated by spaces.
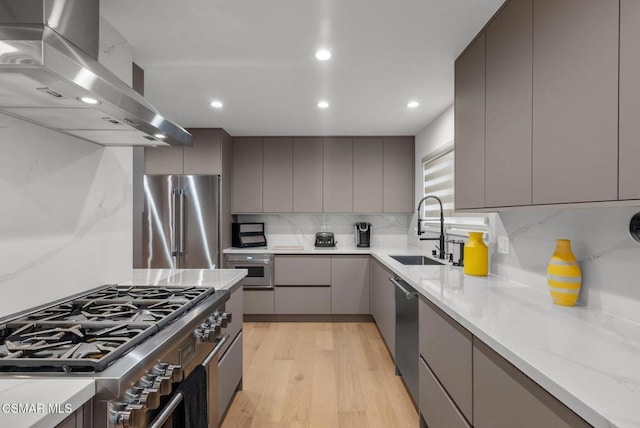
xmin=221 ymin=321 xmax=418 ymax=428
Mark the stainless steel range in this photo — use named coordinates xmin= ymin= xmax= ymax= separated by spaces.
xmin=0 ymin=284 xmax=232 ymax=428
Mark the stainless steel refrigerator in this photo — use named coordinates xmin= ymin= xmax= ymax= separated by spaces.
xmin=140 ymin=174 xmax=220 ymax=269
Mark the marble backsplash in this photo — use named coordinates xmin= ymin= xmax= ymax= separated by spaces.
xmin=490 ymin=206 xmax=640 ymax=324
xmin=0 ymin=114 xmax=132 ymax=319
xmin=236 ymin=214 xmax=410 ymax=249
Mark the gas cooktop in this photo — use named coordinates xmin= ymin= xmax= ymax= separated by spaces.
xmin=0 ymin=284 xmax=219 ymax=372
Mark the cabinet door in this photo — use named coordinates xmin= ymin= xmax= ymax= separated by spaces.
xmin=293 ymin=137 xmax=323 ymax=212
xmin=419 ymin=358 xmax=471 ymax=428
xmin=473 ymin=339 xmax=590 ymax=428
xmin=485 ymin=0 xmax=532 ymax=207
xmin=263 ymin=137 xmax=293 ymax=212
xmin=619 ymin=0 xmax=640 ymax=200
xmin=353 ymin=137 xmax=383 ymax=213
xmin=383 ymin=136 xmax=414 ymax=213
xmin=419 ymin=298 xmax=473 ymax=422
xmin=370 ymin=259 xmax=395 ymax=358
xmin=231 ymin=137 xmax=263 ymax=213
xmin=455 ymin=33 xmax=486 ymax=209
xmin=144 ymin=146 xmax=183 ymax=174
xmin=323 ymin=137 xmax=353 ymax=213
xmin=218 ymin=332 xmax=243 ymax=423
xmin=331 ymin=256 xmax=370 ymax=314
xmin=244 ymin=289 xmax=274 ymax=314
xmin=275 ymin=255 xmax=331 ymax=286
xmin=275 ymin=287 xmax=331 ymax=314
xmin=183 ymin=129 xmax=222 ymax=174
xmin=532 ymin=0 xmax=618 ymax=204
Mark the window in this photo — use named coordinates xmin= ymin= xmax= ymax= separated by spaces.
xmin=421 ymin=140 xmax=487 ymax=235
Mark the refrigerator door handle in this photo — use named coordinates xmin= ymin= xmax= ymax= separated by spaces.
xmin=178 ymin=189 xmax=186 ymax=255
xmin=171 ymin=188 xmax=180 ymax=257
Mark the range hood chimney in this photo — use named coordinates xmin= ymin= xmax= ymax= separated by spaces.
xmin=0 ymin=0 xmax=192 ymax=147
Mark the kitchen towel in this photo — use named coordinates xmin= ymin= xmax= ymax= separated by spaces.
xmin=174 ymin=365 xmax=208 ymax=428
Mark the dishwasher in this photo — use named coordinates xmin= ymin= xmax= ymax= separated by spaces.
xmin=392 ymin=276 xmax=419 ymax=405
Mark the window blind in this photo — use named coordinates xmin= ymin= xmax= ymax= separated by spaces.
xmin=422 ymin=150 xmax=455 ymax=218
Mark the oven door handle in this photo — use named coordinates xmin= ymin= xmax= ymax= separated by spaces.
xmin=231 ymin=261 xmax=273 ymax=266
xmin=148 ymin=391 xmax=183 ymax=428
xmin=203 ymin=334 xmax=229 ymax=367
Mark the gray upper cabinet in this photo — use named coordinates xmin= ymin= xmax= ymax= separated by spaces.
xmin=485 ymin=0 xmax=532 ymax=207
xmin=455 ymin=33 xmax=486 ymax=210
xmin=323 ymin=137 xmax=353 ymax=213
xmin=383 ymin=136 xmax=414 ymax=213
xmin=619 ymin=0 xmax=640 ymax=200
xmin=353 ymin=137 xmax=383 ymax=213
xmin=263 ymin=137 xmax=293 ymax=212
xmin=293 ymin=137 xmax=323 ymax=212
xmin=532 ymin=0 xmax=619 ymax=204
xmin=145 ymin=145 xmax=183 ymax=174
xmin=232 ymin=137 xmax=263 ymax=213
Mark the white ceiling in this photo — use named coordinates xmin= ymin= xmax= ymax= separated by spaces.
xmin=101 ymin=0 xmax=504 ymax=136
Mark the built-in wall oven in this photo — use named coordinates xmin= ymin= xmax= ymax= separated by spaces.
xmin=225 ymin=254 xmax=274 ymax=289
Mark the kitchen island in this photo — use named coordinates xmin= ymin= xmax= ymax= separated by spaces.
xmin=224 ymin=245 xmax=639 ymax=428
xmin=0 ymin=268 xmax=246 ymax=428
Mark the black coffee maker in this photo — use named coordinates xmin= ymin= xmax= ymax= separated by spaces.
xmin=355 ymin=222 xmax=372 ymax=248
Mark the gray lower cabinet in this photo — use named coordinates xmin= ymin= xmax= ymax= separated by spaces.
xmin=275 ymin=286 xmax=331 ymax=314
xmin=331 ymin=256 xmax=370 ymax=314
xmin=223 ymin=285 xmax=243 ymax=353
xmin=275 ymin=255 xmax=331 ymax=286
xmin=419 ymin=297 xmax=473 ymax=423
xmin=370 ymin=259 xmax=395 ymax=358
xmin=218 ymin=331 xmax=243 ymax=423
xmin=419 ymin=358 xmax=471 ymax=428
xmin=473 ymin=338 xmax=590 ymax=428
xmin=244 ymin=289 xmax=274 ymax=314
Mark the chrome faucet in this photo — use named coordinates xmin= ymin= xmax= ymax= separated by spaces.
xmin=417 ymin=195 xmax=446 ymax=260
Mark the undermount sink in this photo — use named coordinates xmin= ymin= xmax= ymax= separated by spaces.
xmin=390 ymin=255 xmax=444 ymax=266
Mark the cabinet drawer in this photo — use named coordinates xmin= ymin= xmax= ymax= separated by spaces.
xmin=275 ymin=287 xmax=331 ymax=314
xmin=473 ymin=339 xmax=590 ymax=428
xmin=218 ymin=332 xmax=243 ymax=423
xmin=244 ymin=289 xmax=274 ymax=314
xmin=275 ymin=255 xmax=331 ymax=285
xmin=420 ymin=357 xmax=471 ymax=428
xmin=223 ymin=287 xmax=243 ymax=354
xmin=419 ymin=297 xmax=472 ymax=422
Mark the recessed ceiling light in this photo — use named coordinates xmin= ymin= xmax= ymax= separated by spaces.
xmin=78 ymin=96 xmax=100 ymax=105
xmin=407 ymin=101 xmax=420 ymax=108
xmin=210 ymin=100 xmax=223 ymax=108
xmin=317 ymin=101 xmax=329 ymax=109
xmin=154 ymin=133 xmax=166 ymax=139
xmin=315 ymin=49 xmax=332 ymax=61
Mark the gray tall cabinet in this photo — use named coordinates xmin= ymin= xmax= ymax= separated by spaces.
xmin=263 ymin=137 xmax=293 ymax=212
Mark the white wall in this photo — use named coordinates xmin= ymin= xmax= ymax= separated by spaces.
xmin=0 ymin=114 xmax=132 ymax=318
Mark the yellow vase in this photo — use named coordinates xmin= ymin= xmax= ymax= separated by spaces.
xmin=464 ymin=232 xmax=488 ymax=276
xmin=546 ymin=239 xmax=582 ymax=306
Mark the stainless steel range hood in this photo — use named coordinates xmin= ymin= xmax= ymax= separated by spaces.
xmin=0 ymin=0 xmax=192 ymax=147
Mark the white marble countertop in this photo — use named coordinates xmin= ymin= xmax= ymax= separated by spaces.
xmin=0 ymin=268 xmax=246 ymax=428
xmin=369 ymin=246 xmax=640 ymax=428
xmin=0 ymin=379 xmax=94 ymax=428
xmin=223 ymin=245 xmax=372 ymax=255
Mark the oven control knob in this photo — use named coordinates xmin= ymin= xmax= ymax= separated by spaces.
xmin=122 ymin=403 xmax=145 ymax=428
xmin=156 ymin=375 xmax=172 ymax=395
xmin=142 ymin=388 xmax=161 ymax=410
xmin=151 ymin=362 xmax=170 ymax=376
xmin=123 ymin=387 xmax=144 ymax=404
xmin=168 ymin=364 xmax=183 ymax=382
xmin=194 ymin=328 xmax=206 ymax=342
